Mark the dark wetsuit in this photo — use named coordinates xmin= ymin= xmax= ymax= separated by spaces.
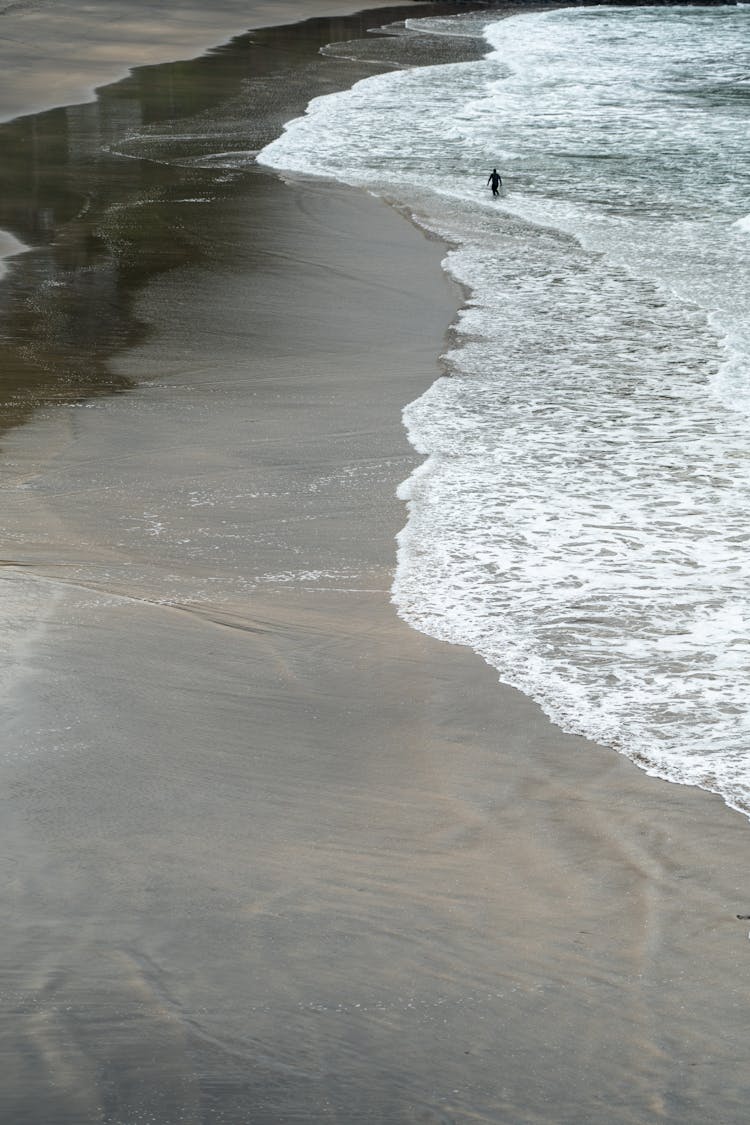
xmin=487 ymin=168 xmax=502 ymax=196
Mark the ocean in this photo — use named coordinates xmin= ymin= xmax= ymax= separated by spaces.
xmin=258 ymin=4 xmax=750 ymax=814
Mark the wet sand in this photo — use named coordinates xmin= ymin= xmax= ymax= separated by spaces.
xmin=2 ymin=4 xmax=750 ymax=1124
xmin=0 ymin=0 xmax=419 ymax=123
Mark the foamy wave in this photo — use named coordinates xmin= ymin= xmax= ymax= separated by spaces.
xmin=394 ymin=215 xmax=750 ymax=813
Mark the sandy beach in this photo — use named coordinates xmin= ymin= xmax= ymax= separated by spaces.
xmin=1 ymin=3 xmax=750 ymax=1123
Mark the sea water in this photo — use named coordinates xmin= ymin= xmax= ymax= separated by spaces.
xmin=258 ymin=5 xmax=750 ymax=814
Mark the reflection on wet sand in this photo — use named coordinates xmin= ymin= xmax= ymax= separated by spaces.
xmin=0 ymin=2 xmax=484 ymax=436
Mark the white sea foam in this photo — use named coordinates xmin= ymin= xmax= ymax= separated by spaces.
xmin=258 ymin=6 xmax=750 ymax=815
xmin=404 ymin=14 xmax=492 ymax=39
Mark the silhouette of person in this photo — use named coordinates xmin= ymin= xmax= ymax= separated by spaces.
xmin=487 ymin=167 xmax=502 ymax=196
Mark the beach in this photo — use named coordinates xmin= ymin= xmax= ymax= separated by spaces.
xmin=1 ymin=3 xmax=750 ymax=1123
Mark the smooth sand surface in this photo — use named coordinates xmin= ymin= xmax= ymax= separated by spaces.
xmin=1 ymin=5 xmax=750 ymax=1124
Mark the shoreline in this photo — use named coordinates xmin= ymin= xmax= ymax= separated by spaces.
xmin=1 ymin=4 xmax=750 ymax=1122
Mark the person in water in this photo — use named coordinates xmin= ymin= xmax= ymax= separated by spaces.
xmin=487 ymin=167 xmax=502 ymax=196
